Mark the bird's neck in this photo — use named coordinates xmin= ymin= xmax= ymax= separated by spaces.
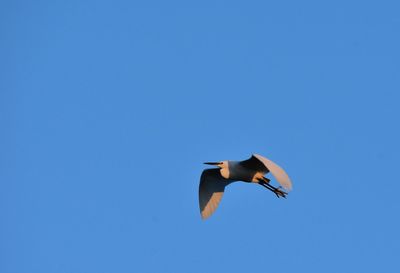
xmin=220 ymin=161 xmax=239 ymax=179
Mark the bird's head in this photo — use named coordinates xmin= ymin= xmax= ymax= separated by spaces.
xmin=204 ymin=161 xmax=228 ymax=169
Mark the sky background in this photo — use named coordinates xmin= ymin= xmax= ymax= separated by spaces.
xmin=1 ymin=1 xmax=400 ymax=272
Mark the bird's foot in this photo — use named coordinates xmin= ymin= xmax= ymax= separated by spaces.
xmin=259 ymin=180 xmax=288 ymax=198
xmin=274 ymin=187 xmax=287 ymax=198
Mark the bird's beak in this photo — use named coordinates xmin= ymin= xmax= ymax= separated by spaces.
xmin=204 ymin=162 xmax=220 ymax=165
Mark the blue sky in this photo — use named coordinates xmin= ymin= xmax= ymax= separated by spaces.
xmin=1 ymin=1 xmax=400 ymax=272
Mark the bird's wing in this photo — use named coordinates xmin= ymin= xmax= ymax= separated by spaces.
xmin=199 ymin=169 xmax=231 ymax=220
xmin=240 ymin=155 xmax=269 ymax=172
xmin=252 ymin=154 xmax=292 ymax=191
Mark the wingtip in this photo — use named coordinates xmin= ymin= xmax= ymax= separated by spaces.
xmin=282 ymin=179 xmax=293 ymax=191
xmin=278 ymin=179 xmax=293 ymax=192
xmin=285 ymin=185 xmax=293 ymax=191
xmin=200 ymin=212 xmax=209 ymax=220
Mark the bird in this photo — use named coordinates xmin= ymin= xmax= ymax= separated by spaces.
xmin=199 ymin=154 xmax=292 ymax=219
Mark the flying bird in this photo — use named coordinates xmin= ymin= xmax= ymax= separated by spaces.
xmin=199 ymin=154 xmax=292 ymax=219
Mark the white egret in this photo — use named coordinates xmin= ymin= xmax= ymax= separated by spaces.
xmin=199 ymin=154 xmax=292 ymax=219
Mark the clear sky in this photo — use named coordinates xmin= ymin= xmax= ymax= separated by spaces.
xmin=1 ymin=1 xmax=400 ymax=272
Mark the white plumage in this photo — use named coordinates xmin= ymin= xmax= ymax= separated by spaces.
xmin=199 ymin=154 xmax=292 ymax=219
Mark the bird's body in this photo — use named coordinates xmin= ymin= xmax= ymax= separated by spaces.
xmin=219 ymin=161 xmax=264 ymax=182
xmin=199 ymin=154 xmax=292 ymax=219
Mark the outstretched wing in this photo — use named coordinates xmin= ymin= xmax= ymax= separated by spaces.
xmin=199 ymin=169 xmax=231 ymax=220
xmin=243 ymin=154 xmax=293 ymax=191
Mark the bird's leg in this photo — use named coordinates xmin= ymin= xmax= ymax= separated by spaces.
xmin=259 ymin=177 xmax=288 ymax=198
xmin=259 ymin=182 xmax=287 ymax=198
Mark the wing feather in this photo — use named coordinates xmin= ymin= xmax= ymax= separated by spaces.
xmin=199 ymin=169 xmax=231 ymax=219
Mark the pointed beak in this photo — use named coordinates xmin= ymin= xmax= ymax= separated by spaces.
xmin=204 ymin=162 xmax=220 ymax=165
